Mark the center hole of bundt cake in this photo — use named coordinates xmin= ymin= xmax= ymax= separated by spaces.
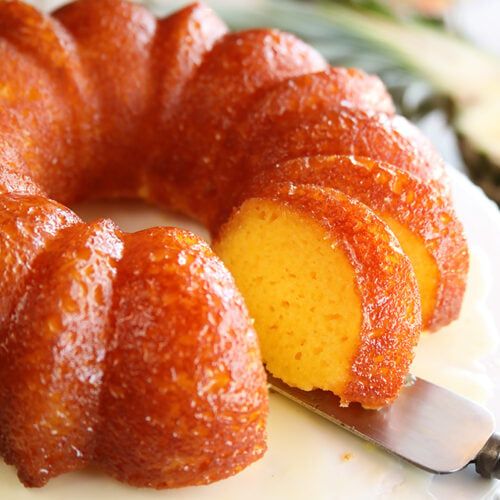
xmin=72 ymin=199 xmax=210 ymax=241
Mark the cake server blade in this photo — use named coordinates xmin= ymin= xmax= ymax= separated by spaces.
xmin=267 ymin=373 xmax=500 ymax=479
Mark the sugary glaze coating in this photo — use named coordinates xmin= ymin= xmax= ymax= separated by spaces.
xmin=0 ymin=220 xmax=123 ymax=486
xmin=216 ymin=107 xmax=448 ymax=219
xmin=240 ymin=155 xmax=468 ymax=330
xmin=241 ymin=67 xmax=395 ymax=118
xmin=53 ymin=0 xmax=157 ymax=198
xmin=0 ymin=37 xmax=78 ymax=200
xmin=0 ymin=208 xmax=267 ymax=488
xmin=214 ymin=184 xmax=421 ymax=408
xmin=145 ymin=2 xmax=228 ymax=192
xmin=0 ymin=164 xmax=42 ymax=196
xmin=198 ymin=67 xmax=397 ymax=225
xmin=150 ymin=28 xmax=327 ymax=218
xmin=97 ymin=228 xmax=267 ymax=488
xmin=0 ymin=194 xmax=80 ymax=329
xmin=0 ymin=0 xmax=468 ymax=489
xmin=0 ymin=3 xmax=268 ymax=489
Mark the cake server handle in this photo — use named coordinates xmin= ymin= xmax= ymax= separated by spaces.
xmin=474 ymin=433 xmax=500 ymax=479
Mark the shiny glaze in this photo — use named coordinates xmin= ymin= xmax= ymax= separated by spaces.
xmin=0 ymin=194 xmax=80 ymax=328
xmin=0 ymin=220 xmax=123 ymax=485
xmin=204 ymin=66 xmax=396 ymax=226
xmin=217 ymin=106 xmax=448 ymax=222
xmin=97 ymin=228 xmax=267 ymax=488
xmin=160 ymin=28 xmax=327 ymax=219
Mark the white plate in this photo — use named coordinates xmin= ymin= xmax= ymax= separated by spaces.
xmin=1 ymin=168 xmax=499 ymax=500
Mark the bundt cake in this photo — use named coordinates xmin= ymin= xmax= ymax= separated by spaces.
xmin=0 ymin=0 xmax=468 ymax=490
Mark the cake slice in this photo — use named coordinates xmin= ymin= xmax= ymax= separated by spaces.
xmin=214 ymin=183 xmax=421 ymax=408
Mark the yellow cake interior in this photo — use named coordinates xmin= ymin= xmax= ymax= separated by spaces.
xmin=214 ymin=198 xmax=362 ymax=395
xmin=382 ymin=216 xmax=438 ymax=328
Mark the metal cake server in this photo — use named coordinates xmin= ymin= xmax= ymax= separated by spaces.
xmin=268 ymin=373 xmax=500 ymax=479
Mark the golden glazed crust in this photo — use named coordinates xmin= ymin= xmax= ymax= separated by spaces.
xmin=202 ymin=66 xmax=395 ymax=226
xmin=215 ymin=106 xmax=448 ymax=224
xmin=0 ymin=216 xmax=268 ymax=488
xmin=0 ymin=194 xmax=80 ymax=329
xmin=0 ymin=220 xmax=123 ymax=486
xmin=0 ymin=41 xmax=78 ymax=200
xmin=54 ymin=0 xmax=157 ymax=198
xmin=241 ymin=67 xmax=395 ymax=119
xmin=156 ymin=28 xmax=327 ymax=219
xmin=0 ymin=0 xmax=97 ymax=201
xmin=0 ymin=2 xmax=269 ymax=488
xmin=145 ymin=2 xmax=228 ymax=193
xmin=97 ymin=228 xmax=267 ymax=488
xmin=0 ymin=163 xmax=42 ymax=195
